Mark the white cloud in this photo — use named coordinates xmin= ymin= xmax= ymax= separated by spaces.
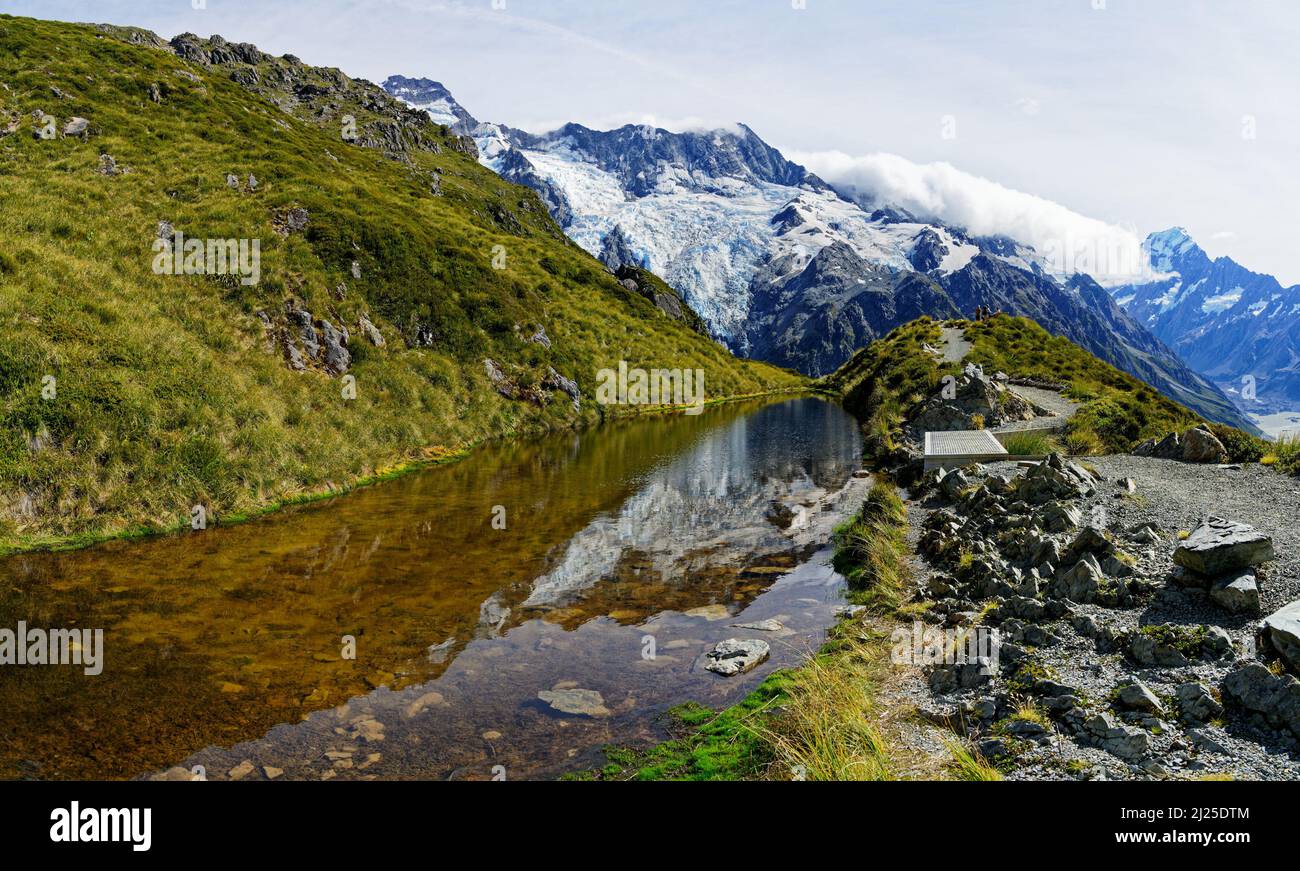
xmin=789 ymin=149 xmax=1162 ymax=284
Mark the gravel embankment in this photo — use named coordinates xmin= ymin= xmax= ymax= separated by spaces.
xmin=907 ymin=455 xmax=1300 ymax=781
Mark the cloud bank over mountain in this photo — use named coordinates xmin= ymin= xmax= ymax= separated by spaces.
xmin=791 ymin=149 xmax=1161 ymax=285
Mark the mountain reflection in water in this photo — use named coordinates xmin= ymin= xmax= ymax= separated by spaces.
xmin=0 ymin=397 xmax=864 ymax=780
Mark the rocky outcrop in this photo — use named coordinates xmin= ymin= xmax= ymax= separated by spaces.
xmin=909 ymin=363 xmax=1038 ymax=436
xmin=1133 ymin=424 xmax=1230 ymax=465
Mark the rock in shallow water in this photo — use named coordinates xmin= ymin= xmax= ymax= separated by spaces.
xmin=537 ymin=688 xmax=610 ymax=717
xmin=703 ymin=638 xmax=770 ymax=676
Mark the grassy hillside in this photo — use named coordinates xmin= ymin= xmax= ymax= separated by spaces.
xmin=0 ymin=15 xmax=801 ymax=552
xmin=820 ymin=315 xmax=1208 ymax=458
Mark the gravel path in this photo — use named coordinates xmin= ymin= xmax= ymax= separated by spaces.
xmin=992 ymin=385 xmax=1081 ymax=434
xmin=939 ymin=327 xmax=971 ymax=363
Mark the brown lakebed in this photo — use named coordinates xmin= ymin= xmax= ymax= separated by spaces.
xmin=0 ymin=397 xmax=866 ymax=780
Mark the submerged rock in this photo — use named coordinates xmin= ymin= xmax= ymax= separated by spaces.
xmin=537 ymin=687 xmax=610 ymax=717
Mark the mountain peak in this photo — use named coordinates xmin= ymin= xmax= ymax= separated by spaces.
xmin=1144 ymin=226 xmax=1207 ymax=273
xmin=383 ymin=74 xmax=478 ymax=133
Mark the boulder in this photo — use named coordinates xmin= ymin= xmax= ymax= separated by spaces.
xmin=702 ymin=638 xmax=770 ymax=676
xmin=1116 ymin=680 xmax=1165 ymax=715
xmin=1182 ymin=425 xmax=1230 ymax=464
xmin=1209 ymin=570 xmax=1260 ymax=614
xmin=1175 ymin=682 xmax=1224 ymax=723
xmin=1262 ymin=600 xmax=1300 ymax=675
xmin=318 ymin=319 xmax=350 ymax=375
xmin=913 ymin=404 xmax=970 ymax=433
xmin=357 ymin=313 xmax=385 ymax=347
xmin=1054 ymin=552 xmax=1103 ymax=603
xmin=1173 ymin=516 xmax=1274 ymax=575
xmin=62 ymin=116 xmax=89 ymax=137
xmin=1079 ymin=712 xmax=1151 ymax=761
xmin=1221 ymin=664 xmax=1300 ymax=740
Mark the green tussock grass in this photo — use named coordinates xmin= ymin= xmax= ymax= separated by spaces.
xmin=997 ymin=431 xmax=1059 ymax=456
xmin=943 ymin=739 xmax=1005 ymax=781
xmin=819 ymin=315 xmax=1261 ymax=459
xmin=816 ymin=316 xmax=953 ymax=460
xmin=963 ymin=316 xmax=1203 ymax=454
xmin=1262 ymin=434 xmax=1300 ymax=475
xmin=0 ymin=15 xmax=802 ymax=552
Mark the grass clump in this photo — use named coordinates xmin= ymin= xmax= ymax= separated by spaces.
xmin=832 ymin=481 xmax=908 ymax=613
xmin=998 ymin=431 xmax=1059 ymax=456
xmin=944 ymin=739 xmax=1004 ymax=781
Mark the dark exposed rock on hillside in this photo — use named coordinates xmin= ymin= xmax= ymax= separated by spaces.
xmin=745 ymin=242 xmax=958 ymax=377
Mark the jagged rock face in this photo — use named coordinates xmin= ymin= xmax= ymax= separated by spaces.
xmin=496 ymin=148 xmax=572 ymax=227
xmin=164 ymin=35 xmax=475 ymax=160
xmin=909 ymin=228 xmax=948 ymax=272
xmin=744 ymin=242 xmax=958 ymax=376
xmin=380 ymin=75 xmax=479 ymax=134
xmin=506 ymin=122 xmax=821 ymax=199
xmin=1111 ymin=229 xmax=1300 ymax=413
xmin=599 ymin=226 xmax=643 ymax=271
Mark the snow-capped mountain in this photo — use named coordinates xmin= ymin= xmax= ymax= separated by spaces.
xmin=383 ymin=76 xmax=1257 ymax=432
xmin=1110 ymin=229 xmax=1300 ymax=416
xmin=381 ymin=75 xmax=478 ymax=135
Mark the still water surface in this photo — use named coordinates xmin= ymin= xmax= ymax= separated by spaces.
xmin=0 ymin=397 xmax=865 ymax=780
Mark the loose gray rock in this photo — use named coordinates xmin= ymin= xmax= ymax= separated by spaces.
xmin=1173 ymin=516 xmax=1274 ymax=575
xmin=1221 ymin=663 xmax=1300 ymax=740
xmin=703 ymin=638 xmax=770 ymax=676
xmin=1209 ymin=569 xmax=1260 ymax=614
xmin=62 ymin=116 xmax=89 ymax=137
xmin=358 ymin=313 xmax=385 ymax=347
xmin=1175 ymin=682 xmax=1224 ymax=723
xmin=1116 ymin=680 xmax=1165 ymax=715
xmin=1262 ymin=600 xmax=1300 ymax=675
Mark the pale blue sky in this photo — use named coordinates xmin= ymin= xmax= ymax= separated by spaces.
xmin=6 ymin=0 xmax=1298 ymax=283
